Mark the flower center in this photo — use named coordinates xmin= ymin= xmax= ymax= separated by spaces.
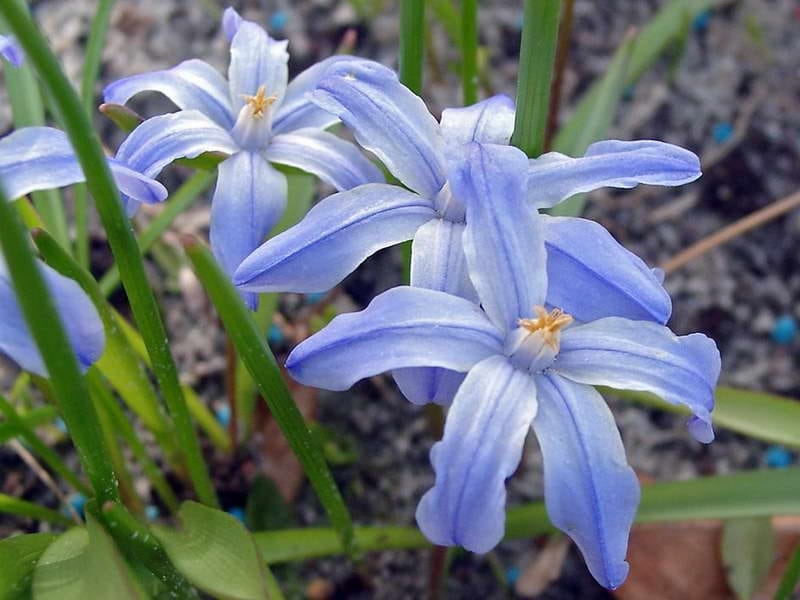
xmin=433 ymin=181 xmax=466 ymax=223
xmin=241 ymin=85 xmax=277 ymax=119
xmin=506 ymin=306 xmax=573 ymax=373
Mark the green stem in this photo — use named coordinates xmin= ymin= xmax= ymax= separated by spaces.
xmin=0 ymin=190 xmax=119 ymax=505
xmin=0 ymin=394 xmax=90 ymax=495
xmin=183 ymin=238 xmax=354 ymax=555
xmin=510 ymin=0 xmax=561 ymax=157
xmin=101 ymin=502 xmax=198 ymax=599
xmin=99 ymin=170 xmax=215 ymax=298
xmin=460 ymin=0 xmax=478 ymax=105
xmin=775 ymin=543 xmax=800 ymax=600
xmin=0 ymin=1 xmax=219 ymax=509
xmin=399 ymin=0 xmax=425 ymax=94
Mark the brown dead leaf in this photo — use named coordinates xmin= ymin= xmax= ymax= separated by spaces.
xmin=615 ymin=517 xmax=800 ymax=600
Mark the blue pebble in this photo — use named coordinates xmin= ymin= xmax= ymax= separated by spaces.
xmin=228 ymin=506 xmax=245 ymax=523
xmin=505 ymin=565 xmax=521 ymax=585
xmin=68 ymin=493 xmax=86 ymax=516
xmin=267 ymin=323 xmax=284 ymax=345
xmin=145 ymin=505 xmax=160 ymax=521
xmin=622 ymin=85 xmax=635 ymax=102
xmin=771 ymin=315 xmax=797 ymax=345
xmin=306 ymin=292 xmax=326 ymax=305
xmin=766 ymin=446 xmax=793 ymax=468
xmin=711 ymin=122 xmax=734 ymax=144
xmin=269 ymin=11 xmax=288 ymax=31
xmin=215 ymin=404 xmax=231 ymax=428
xmin=54 ymin=418 xmax=67 ymax=433
xmin=693 ymin=10 xmax=711 ymax=32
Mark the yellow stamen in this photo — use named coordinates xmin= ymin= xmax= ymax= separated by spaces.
xmin=518 ymin=306 xmax=573 ymax=350
xmin=241 ymin=85 xmax=277 ymax=118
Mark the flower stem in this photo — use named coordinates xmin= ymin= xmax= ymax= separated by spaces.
xmin=460 ymin=0 xmax=478 ymax=105
xmin=399 ymin=0 xmax=425 ymax=95
xmin=510 ymin=0 xmax=562 ymax=158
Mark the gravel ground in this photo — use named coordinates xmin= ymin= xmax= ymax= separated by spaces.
xmin=2 ymin=0 xmax=799 ymax=598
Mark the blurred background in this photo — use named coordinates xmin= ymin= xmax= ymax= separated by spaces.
xmin=1 ymin=1 xmax=799 ymax=598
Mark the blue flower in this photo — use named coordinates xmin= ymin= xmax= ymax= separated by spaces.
xmin=235 ymin=59 xmax=700 ymax=400
xmin=0 ymin=34 xmax=23 ymax=68
xmin=0 ymin=252 xmax=105 ymax=378
xmin=284 ymin=143 xmax=720 ymax=590
xmin=0 ymin=127 xmax=168 ymax=208
xmin=105 ymin=7 xmax=383 ymax=308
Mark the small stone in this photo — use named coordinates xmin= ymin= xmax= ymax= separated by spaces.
xmin=306 ymin=292 xmax=326 ymax=305
xmin=269 ymin=11 xmax=288 ymax=31
xmin=771 ymin=315 xmax=797 ymax=345
xmin=227 ymin=506 xmax=245 ymax=522
xmin=145 ymin=505 xmax=160 ymax=521
xmin=693 ymin=10 xmax=711 ymax=32
xmin=711 ymin=122 xmax=734 ymax=144
xmin=215 ymin=404 xmax=231 ymax=427
xmin=765 ymin=446 xmax=793 ymax=468
xmin=506 ymin=565 xmax=521 ymax=585
xmin=267 ymin=323 xmax=284 ymax=344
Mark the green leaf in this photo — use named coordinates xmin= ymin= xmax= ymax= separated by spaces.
xmin=183 ymin=239 xmax=354 ymax=554
xmin=153 ymin=502 xmax=270 ymax=600
xmin=0 ymin=496 xmax=71 ymax=528
xmin=510 ymin=0 xmax=562 ymax=157
xmin=399 ymin=0 xmax=425 ymax=94
xmin=32 ymin=517 xmax=146 ymax=600
xmin=722 ymin=518 xmax=775 ymax=600
xmin=608 ymin=386 xmax=800 ymax=449
xmin=254 ymin=467 xmax=800 ymax=563
xmin=0 ymin=533 xmax=57 ymax=600
xmin=98 ymin=103 xmax=143 ymax=133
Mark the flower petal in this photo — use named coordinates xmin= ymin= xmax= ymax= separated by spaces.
xmin=543 ymin=215 xmax=671 ymax=323
xmin=440 ymin=95 xmax=515 ymax=146
xmin=266 ymin=128 xmax=384 ymax=191
xmin=103 ymin=59 xmax=234 ymax=128
xmin=235 ymin=184 xmax=435 ymax=293
xmin=273 ymin=56 xmax=370 ymax=133
xmin=311 ymin=59 xmax=446 ymax=197
xmin=286 ymin=286 xmax=503 ymax=390
xmin=210 ymin=151 xmax=287 ymax=309
xmin=0 ymin=257 xmax=105 ymax=377
xmin=0 ymin=127 xmax=166 ymax=205
xmin=416 ymin=354 xmax=537 ymax=553
xmin=0 ymin=34 xmax=23 ymax=68
xmin=222 ymin=7 xmax=244 ymax=41
xmin=392 ymin=219 xmax=478 ymax=406
xmin=556 ymin=317 xmax=721 ymax=442
xmin=527 ymin=139 xmax=702 ymax=209
xmin=228 ymin=21 xmax=288 ymax=112
xmin=533 ymin=374 xmax=639 ymax=590
xmin=454 ymin=142 xmax=547 ymax=332
xmin=115 ymin=110 xmax=238 ymax=178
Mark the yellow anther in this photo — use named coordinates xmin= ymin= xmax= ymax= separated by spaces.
xmin=518 ymin=306 xmax=573 ymax=350
xmin=241 ymin=86 xmax=277 ymax=118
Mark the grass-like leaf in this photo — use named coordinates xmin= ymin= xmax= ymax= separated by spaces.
xmin=0 ymin=533 xmax=58 ymax=599
xmin=254 ymin=467 xmax=800 ymax=563
xmin=183 ymin=238 xmax=354 ymax=555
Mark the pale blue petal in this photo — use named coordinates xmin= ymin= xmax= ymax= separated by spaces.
xmin=235 ymin=184 xmax=435 ymax=293
xmin=416 ymin=355 xmax=537 ymax=552
xmin=210 ymin=151 xmax=287 ymax=309
xmin=543 ymin=215 xmax=672 ymax=323
xmin=440 ymin=95 xmax=515 ymax=146
xmin=265 ymin=128 xmax=384 ymax=191
xmin=222 ymin=7 xmax=243 ymax=41
xmin=103 ymin=59 xmax=234 ymax=128
xmin=0 ymin=257 xmax=105 ymax=377
xmin=454 ymin=143 xmax=547 ymax=332
xmin=0 ymin=127 xmax=166 ymax=205
xmin=0 ymin=34 xmax=23 ymax=68
xmin=286 ymin=286 xmax=504 ymax=390
xmin=115 ymin=111 xmax=238 ymax=178
xmin=556 ymin=317 xmax=721 ymax=443
xmin=228 ymin=22 xmax=288 ymax=112
xmin=393 ymin=219 xmax=478 ymax=406
xmin=533 ymin=374 xmax=639 ymax=590
xmin=527 ymin=139 xmax=702 ymax=209
xmin=311 ymin=59 xmax=446 ymax=197
xmin=272 ymin=56 xmax=371 ymax=133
